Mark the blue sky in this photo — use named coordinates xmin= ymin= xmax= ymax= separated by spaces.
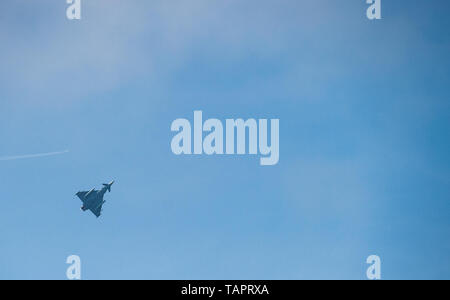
xmin=0 ymin=0 xmax=449 ymax=279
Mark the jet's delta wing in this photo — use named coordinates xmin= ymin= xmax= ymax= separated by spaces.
xmin=76 ymin=191 xmax=89 ymax=201
xmin=90 ymin=205 xmax=102 ymax=218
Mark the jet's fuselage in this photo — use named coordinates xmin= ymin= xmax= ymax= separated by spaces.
xmin=81 ymin=188 xmax=106 ymax=210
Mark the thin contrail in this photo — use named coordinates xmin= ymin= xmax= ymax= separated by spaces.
xmin=0 ymin=150 xmax=69 ymax=161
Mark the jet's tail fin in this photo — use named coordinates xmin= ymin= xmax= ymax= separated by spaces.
xmin=103 ymin=180 xmax=114 ymax=192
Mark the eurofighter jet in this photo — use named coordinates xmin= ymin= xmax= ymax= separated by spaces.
xmin=76 ymin=181 xmax=114 ymax=218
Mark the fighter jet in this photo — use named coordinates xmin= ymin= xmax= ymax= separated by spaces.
xmin=76 ymin=181 xmax=114 ymax=218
